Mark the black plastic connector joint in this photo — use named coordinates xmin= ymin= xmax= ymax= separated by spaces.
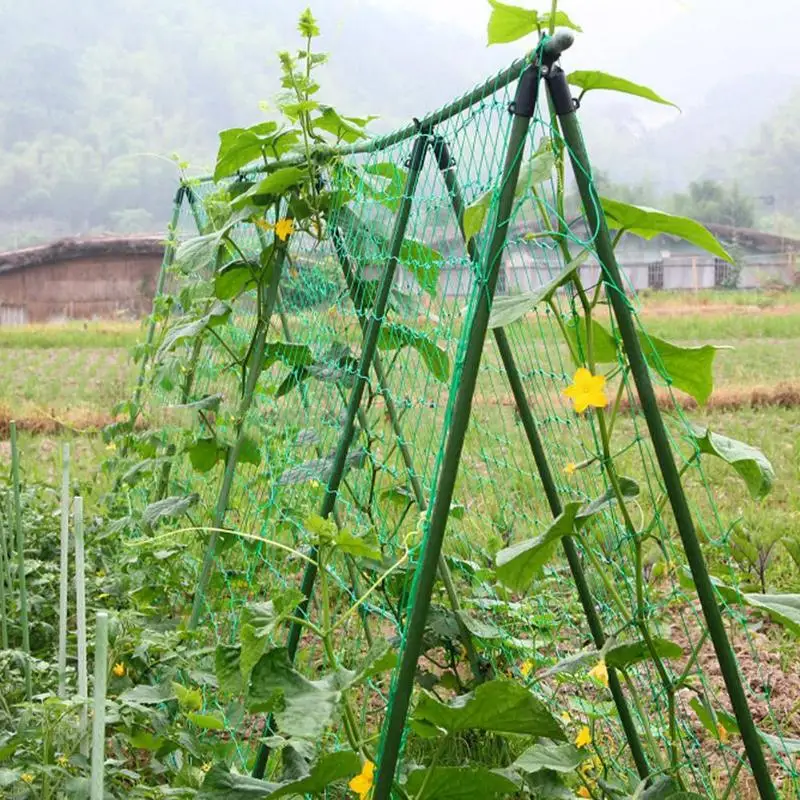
xmin=509 ymin=63 xmax=540 ymax=118
xmin=430 ymin=136 xmax=454 ymax=172
xmin=174 ymin=184 xmax=187 ymax=205
xmin=545 ymin=65 xmax=575 ymax=117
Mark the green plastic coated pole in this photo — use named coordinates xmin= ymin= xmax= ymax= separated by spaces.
xmin=431 ymin=134 xmax=650 ymax=781
xmin=0 ymin=491 xmax=7 ymax=650
xmin=58 ymin=443 xmax=71 ymax=698
xmin=189 ymin=236 xmax=288 ymax=629
xmin=251 ymin=134 xmax=430 ymax=782
xmin=372 ymin=62 xmax=541 ymax=800
xmin=547 ymin=65 xmax=777 ymax=800
xmin=74 ymin=495 xmax=89 ymax=756
xmin=10 ymin=422 xmax=31 ymax=700
xmin=90 ymin=611 xmax=109 ymax=800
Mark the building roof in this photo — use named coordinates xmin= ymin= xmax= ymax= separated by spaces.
xmin=0 ymin=235 xmax=166 ymax=276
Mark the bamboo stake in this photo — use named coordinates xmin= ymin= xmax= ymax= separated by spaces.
xmin=58 ymin=443 xmax=71 ymax=697
xmin=74 ymin=495 xmax=89 ymax=755
xmin=90 ymin=611 xmax=109 ymax=800
xmin=10 ymin=421 xmax=31 ymax=699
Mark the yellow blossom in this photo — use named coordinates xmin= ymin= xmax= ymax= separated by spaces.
xmin=113 ymin=662 xmax=125 ymax=677
xmin=564 ymin=462 xmax=577 ymax=477
xmin=105 ymin=441 xmax=117 ymax=452
xmin=22 ymin=773 xmax=34 ymax=784
xmin=520 ymin=660 xmax=534 ymax=678
xmin=717 ymin=723 xmax=729 ymax=743
xmin=563 ymin=368 xmax=608 ymax=414
xmin=560 ymin=710 xmax=571 ymax=724
xmin=575 ymin=725 xmax=592 ymax=748
xmin=349 ymin=760 xmax=374 ymax=800
xmin=57 ymin=755 xmax=69 ymax=768
xmin=201 ymin=762 xmax=212 ymax=773
xmin=588 ymin=660 xmax=609 ymax=688
xmin=577 ymin=787 xmax=591 ymax=798
xmin=274 ymin=218 xmax=295 ymax=242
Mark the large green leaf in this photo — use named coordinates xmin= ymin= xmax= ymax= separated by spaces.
xmin=640 ymin=335 xmax=727 ymax=406
xmin=463 ymin=189 xmax=493 ymax=244
xmin=198 ymin=763 xmax=279 ymax=799
xmin=363 ymin=162 xmax=407 ymax=213
xmin=411 ymin=679 xmax=565 ymax=739
xmin=515 ymin=142 xmax=555 ymax=195
xmin=247 ymin=648 xmax=348 ymax=743
xmin=249 ymin=166 xmax=309 ymax=200
xmin=487 ymin=0 xmax=538 ymax=44
xmin=333 ymin=528 xmax=382 ymax=561
xmin=214 ymin=262 xmax=255 ymax=301
xmin=488 ymin=251 xmax=589 ymax=329
xmin=175 ymin=232 xmax=227 ymax=273
xmin=268 ymin=751 xmax=361 ymax=799
xmin=216 ymin=645 xmax=243 ymax=696
xmin=187 ymin=712 xmax=225 ymax=731
xmin=169 ymin=394 xmax=223 ymax=413
xmin=406 ymin=766 xmax=519 ymax=800
xmin=313 ymin=106 xmax=369 ymax=143
xmin=689 ymin=426 xmax=774 ymax=499
xmin=539 ymin=10 xmax=582 ymax=31
xmin=189 ymin=437 xmax=225 ymax=473
xmin=119 ymin=683 xmax=176 ymax=706
xmin=214 ymin=121 xmax=279 ymax=181
xmin=568 ymin=71 xmax=677 ymax=108
xmin=142 ymin=494 xmax=198 ymax=527
xmin=601 ymin=198 xmax=732 ymax=262
xmin=495 ymin=503 xmax=582 ymax=591
xmin=276 ymin=447 xmax=367 ymax=486
xmin=398 ymin=238 xmax=443 ymax=297
xmin=605 ymin=637 xmax=683 ymax=670
xmin=349 ymin=640 xmax=398 ymax=685
xmin=512 ymin=742 xmax=588 ymax=774
xmin=377 ymin=324 xmax=449 ymax=382
xmin=159 ymin=301 xmax=231 ymax=355
xmin=744 ymin=594 xmax=800 ymax=636
xmin=563 ymin=317 xmax=619 ymax=365
xmin=238 ymin=435 xmax=261 ymax=467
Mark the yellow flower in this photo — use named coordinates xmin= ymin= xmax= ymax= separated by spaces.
xmin=575 ymin=725 xmax=592 ymax=748
xmin=349 ymin=760 xmax=374 ymax=800
xmin=289 ymin=267 xmax=299 ymax=279
xmin=560 ymin=710 xmax=571 ymax=724
xmin=520 ymin=660 xmax=534 ymax=678
xmin=57 ymin=755 xmax=69 ymax=768
xmin=21 ymin=773 xmax=34 ymax=784
xmin=588 ymin=660 xmax=609 ymax=688
xmin=113 ymin=662 xmax=125 ymax=677
xmin=577 ymin=787 xmax=591 ymax=798
xmin=563 ymin=368 xmax=609 ymax=414
xmin=717 ymin=723 xmax=729 ymax=743
xmin=274 ymin=218 xmax=295 ymax=242
xmin=201 ymin=762 xmax=212 ymax=773
xmin=564 ymin=462 xmax=577 ymax=477
xmin=105 ymin=441 xmax=117 ymax=452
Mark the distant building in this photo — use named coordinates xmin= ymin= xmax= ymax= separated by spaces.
xmin=0 ymin=237 xmax=165 ymax=324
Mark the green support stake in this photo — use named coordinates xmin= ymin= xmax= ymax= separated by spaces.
xmin=372 ymin=59 xmax=542 ymax=800
xmin=0 ymin=490 xmax=7 ymax=650
xmin=74 ymin=495 xmax=89 ymax=756
xmin=430 ymin=133 xmax=650 ymax=781
xmin=10 ymin=421 xmax=31 ymax=700
xmin=58 ymin=443 xmax=71 ymax=698
xmin=252 ymin=133 xmax=431 ymax=781
xmin=189 ymin=233 xmax=288 ymax=629
xmin=90 ymin=611 xmax=109 ymax=800
xmin=546 ymin=64 xmax=777 ymax=800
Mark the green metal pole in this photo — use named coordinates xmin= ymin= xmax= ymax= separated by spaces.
xmin=0 ymin=489 xmax=7 ymax=650
xmin=10 ymin=421 xmax=31 ymax=700
xmin=371 ymin=62 xmax=541 ymax=800
xmin=431 ymin=134 xmax=650 ymax=780
xmin=58 ymin=443 xmax=71 ymax=698
xmin=189 ymin=235 xmax=288 ymax=630
xmin=329 ymin=224 xmax=486 ymax=682
xmin=90 ymin=611 xmax=109 ymax=800
xmin=546 ymin=65 xmax=777 ymax=800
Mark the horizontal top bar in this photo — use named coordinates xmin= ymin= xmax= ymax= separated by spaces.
xmin=186 ymin=33 xmax=569 ymax=187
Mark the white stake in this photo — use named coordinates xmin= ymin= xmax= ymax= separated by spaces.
xmin=74 ymin=496 xmax=88 ymax=755
xmin=58 ymin=444 xmax=70 ymax=698
xmin=90 ymin=611 xmax=108 ymax=800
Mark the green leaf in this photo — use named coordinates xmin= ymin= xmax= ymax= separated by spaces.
xmin=240 ymin=605 xmax=276 ymax=682
xmin=568 ymin=71 xmax=677 ymax=108
xmin=601 ymin=198 xmax=732 ymax=262
xmin=690 ymin=426 xmax=774 ymax=500
xmin=333 ymin=529 xmax=382 ymax=561
xmin=189 ymin=437 xmax=225 ymax=473
xmin=377 ymin=324 xmax=449 ymax=382
xmin=172 ymin=682 xmax=203 ymax=711
xmin=743 ymin=594 xmax=800 ymax=636
xmin=412 ymin=678 xmax=565 ymax=739
xmin=119 ymin=683 xmax=176 ymax=706
xmin=398 ymin=238 xmax=443 ymax=297
xmin=0 ymin=769 xmax=21 ymax=788
xmin=269 ymin=751 xmax=361 ymax=799
xmin=263 ymin=341 xmax=315 ymax=370
xmin=564 ymin=317 xmax=619 ymax=364
xmin=463 ymin=189 xmax=493 ymax=244
xmin=488 ymin=251 xmax=590 ymax=328
xmin=277 ymin=447 xmax=367 ymax=486
xmin=238 ymin=436 xmax=261 ymax=467
xmin=363 ymin=162 xmax=407 ymax=213
xmin=512 ymin=742 xmax=588 ymax=774
xmin=515 ymin=142 xmax=555 ymax=196
xmin=215 ymin=262 xmax=255 ymax=301
xmin=639 ymin=335 xmax=727 ymax=406
xmin=214 ymin=121 xmax=279 ymax=182
xmin=198 ymin=763 xmax=278 ymax=798
xmin=350 ymin=640 xmax=398 ymax=685
xmin=247 ymin=648 xmax=347 ymax=743
xmin=188 ymin=712 xmax=225 ymax=731
xmin=606 ymin=637 xmax=683 ymax=669
xmin=159 ymin=301 xmax=232 ymax=355
xmin=250 ymin=166 xmax=308 ymax=199
xmin=406 ymin=766 xmax=519 ymax=800
xmin=577 ymin=476 xmax=639 ymax=520
xmin=215 ymin=645 xmax=243 ymax=696
xmin=539 ymin=11 xmax=583 ymax=31
xmin=314 ymin=106 xmax=368 ymax=143
xmin=169 ymin=394 xmax=223 ymax=413
xmin=175 ymin=232 xmax=227 ymax=273
xmin=142 ymin=494 xmax=198 ymax=527
xmin=487 ymin=0 xmax=538 ymax=45
xmin=495 ymin=503 xmax=582 ymax=591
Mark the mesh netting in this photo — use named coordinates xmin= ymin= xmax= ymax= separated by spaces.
xmin=116 ymin=51 xmax=797 ymax=799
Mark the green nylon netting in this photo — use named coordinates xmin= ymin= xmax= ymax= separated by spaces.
xmin=121 ymin=55 xmax=799 ymax=799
